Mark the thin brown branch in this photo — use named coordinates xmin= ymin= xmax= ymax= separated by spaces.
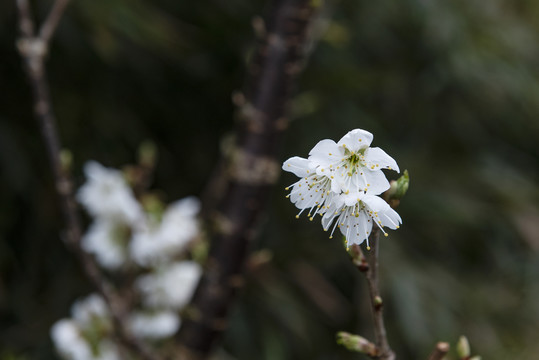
xmin=177 ymin=0 xmax=320 ymax=358
xmin=362 ymin=228 xmax=395 ymax=360
xmin=15 ymin=1 xmax=160 ymax=359
xmin=428 ymin=342 xmax=450 ymax=360
xmin=15 ymin=0 xmax=35 ymax=37
xmin=39 ymin=0 xmax=70 ymax=44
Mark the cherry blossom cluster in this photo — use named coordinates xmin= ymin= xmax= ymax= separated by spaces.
xmin=283 ymin=129 xmax=402 ymax=248
xmin=51 ymin=162 xmax=202 ymax=360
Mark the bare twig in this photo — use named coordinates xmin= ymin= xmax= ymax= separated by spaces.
xmin=15 ymin=2 xmax=160 ymax=359
xmin=363 ymin=228 xmax=395 ymax=360
xmin=428 ymin=342 xmax=450 ymax=360
xmin=39 ymin=0 xmax=71 ymax=45
xmin=177 ymin=0 xmax=320 ymax=358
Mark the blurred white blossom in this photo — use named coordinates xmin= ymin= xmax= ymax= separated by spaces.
xmin=51 ymin=294 xmax=120 ymax=360
xmin=128 ymin=310 xmax=180 ymax=340
xmin=130 ymin=197 xmax=200 ymax=267
xmin=81 ymin=220 xmax=129 ymax=270
xmin=136 ymin=261 xmax=202 ymax=310
xmin=51 ymin=320 xmax=93 ymax=360
xmin=71 ymin=293 xmax=109 ymax=326
xmin=77 ymin=161 xmax=143 ymax=225
xmin=53 ymin=160 xmax=205 ymax=358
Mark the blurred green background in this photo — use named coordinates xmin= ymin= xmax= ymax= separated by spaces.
xmin=1 ymin=0 xmax=539 ymax=359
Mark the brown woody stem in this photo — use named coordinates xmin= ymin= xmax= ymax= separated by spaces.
xmin=176 ymin=0 xmax=319 ymax=358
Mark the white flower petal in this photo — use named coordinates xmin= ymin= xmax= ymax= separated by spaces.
xmin=81 ymin=220 xmax=128 ymax=270
xmin=51 ymin=320 xmax=93 ymax=360
xmin=130 ymin=197 xmax=200 ymax=267
xmin=136 ymin=261 xmax=202 ymax=310
xmin=77 ymin=161 xmax=144 ymax=225
xmin=364 ymin=147 xmax=400 ymax=172
xmin=339 ymin=210 xmax=372 ymax=246
xmin=362 ymin=195 xmax=391 ymax=213
xmin=337 ymin=129 xmax=373 ymax=151
xmin=282 ymin=156 xmax=312 ymax=178
xmin=129 ymin=311 xmax=180 ymax=340
xmin=71 ymin=293 xmax=109 ymax=327
xmin=363 ymin=170 xmax=391 ymax=195
xmin=308 ymin=139 xmax=342 ymax=167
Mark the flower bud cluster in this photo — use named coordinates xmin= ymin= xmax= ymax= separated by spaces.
xmin=51 ymin=161 xmax=202 ymax=359
xmin=283 ymin=129 xmax=402 ymax=248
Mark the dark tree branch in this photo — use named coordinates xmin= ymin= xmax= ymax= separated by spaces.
xmin=177 ymin=0 xmax=319 ymax=358
xmin=15 ymin=2 xmax=160 ymax=359
xmin=349 ymin=228 xmax=395 ymax=360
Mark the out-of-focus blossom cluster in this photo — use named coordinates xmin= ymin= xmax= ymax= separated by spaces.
xmin=51 ymin=161 xmax=202 ymax=359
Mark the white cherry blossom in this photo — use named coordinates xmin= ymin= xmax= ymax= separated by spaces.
xmin=320 ymin=193 xmax=401 ymax=247
xmin=129 ymin=197 xmax=200 ymax=267
xmin=282 ymin=129 xmax=402 ymax=246
xmin=51 ymin=294 xmax=120 ymax=360
xmin=81 ymin=220 xmax=129 ymax=270
xmin=308 ymin=129 xmax=399 ymax=195
xmin=136 ymin=261 xmax=201 ymax=310
xmin=77 ymin=161 xmax=143 ymax=226
xmin=128 ymin=310 xmax=181 ymax=340
xmin=282 ymin=156 xmax=338 ymax=220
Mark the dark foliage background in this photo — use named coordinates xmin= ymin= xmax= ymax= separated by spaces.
xmin=1 ymin=0 xmax=539 ymax=359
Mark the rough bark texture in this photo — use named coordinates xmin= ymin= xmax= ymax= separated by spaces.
xmin=176 ymin=0 xmax=318 ymax=358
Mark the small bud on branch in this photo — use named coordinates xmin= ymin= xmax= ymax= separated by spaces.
xmin=336 ymin=331 xmax=378 ymax=357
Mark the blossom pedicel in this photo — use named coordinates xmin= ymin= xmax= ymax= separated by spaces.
xmin=283 ymin=129 xmax=402 ymax=248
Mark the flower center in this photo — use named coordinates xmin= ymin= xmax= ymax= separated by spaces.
xmin=343 ymin=148 xmax=367 ymax=176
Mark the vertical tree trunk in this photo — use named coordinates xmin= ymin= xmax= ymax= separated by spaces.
xmin=176 ymin=0 xmax=319 ymax=358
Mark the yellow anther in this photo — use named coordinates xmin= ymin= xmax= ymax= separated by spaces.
xmin=295 ymin=215 xmax=299 ymax=219
xmin=309 ymin=217 xmax=314 ymax=221
xmin=384 ymin=233 xmax=389 ymax=237
xmin=329 ymin=236 xmax=333 ymax=239
xmin=396 ymin=226 xmax=400 ymax=229
xmin=366 ymin=246 xmax=371 ymax=250
xmin=367 ymin=184 xmax=370 ymax=186
xmin=285 ymin=187 xmax=289 ymax=190
xmin=329 ymin=153 xmax=332 ymax=155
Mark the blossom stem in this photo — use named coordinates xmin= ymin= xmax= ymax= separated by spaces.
xmin=363 ymin=227 xmax=395 ymax=360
